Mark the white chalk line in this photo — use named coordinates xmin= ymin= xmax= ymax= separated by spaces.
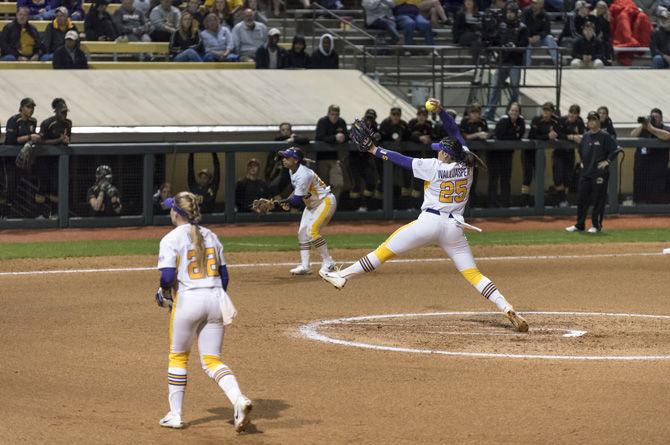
xmin=337 ymin=322 xmax=586 ymax=338
xmin=298 ymin=311 xmax=670 ymax=361
xmin=0 ymin=251 xmax=663 ymax=277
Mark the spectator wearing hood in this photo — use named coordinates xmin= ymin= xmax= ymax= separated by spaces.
xmin=84 ymin=0 xmax=117 ymax=41
xmin=53 ymin=29 xmax=88 ymax=68
xmin=0 ymin=7 xmax=43 ymax=61
xmin=150 ymin=0 xmax=181 ymax=42
xmin=41 ymin=6 xmax=75 ymax=60
xmin=286 ymin=34 xmax=310 ymax=68
xmin=113 ymin=0 xmax=151 ymax=42
xmin=363 ymin=0 xmax=400 ymax=44
xmin=232 ymin=8 xmax=267 ymax=61
xmin=393 ymin=0 xmax=434 ymax=45
xmin=256 ymin=27 xmax=288 ymax=68
xmin=201 ymin=12 xmax=237 ymax=61
xmin=46 ymin=0 xmax=84 ymax=20
xmin=311 ymin=33 xmax=339 ymax=69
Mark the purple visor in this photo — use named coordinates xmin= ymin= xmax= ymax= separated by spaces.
xmin=278 ymin=148 xmax=302 ymax=160
xmin=431 ymin=142 xmax=457 ymax=157
xmin=163 ymin=197 xmax=189 ymax=219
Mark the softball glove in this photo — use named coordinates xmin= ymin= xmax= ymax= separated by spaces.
xmin=349 ymin=119 xmax=375 ymax=152
xmin=15 ymin=141 xmax=37 ymax=170
xmin=251 ymin=198 xmax=276 ymax=214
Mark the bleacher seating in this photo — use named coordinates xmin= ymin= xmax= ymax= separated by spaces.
xmin=0 ymin=2 xmax=120 ymax=14
xmin=0 ymin=60 xmax=255 ymax=68
xmin=0 ymin=19 xmax=84 ymax=32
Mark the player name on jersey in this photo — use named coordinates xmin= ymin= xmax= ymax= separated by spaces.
xmin=438 ymin=167 xmax=469 ymax=179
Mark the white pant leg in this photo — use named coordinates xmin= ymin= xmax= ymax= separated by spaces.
xmin=306 ymin=195 xmax=336 ymax=241
xmin=437 ymin=219 xmax=477 ymax=272
xmin=383 ymin=212 xmax=440 ymax=256
xmin=170 ymin=291 xmax=207 ymax=354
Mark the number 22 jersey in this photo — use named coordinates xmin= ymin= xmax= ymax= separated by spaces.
xmin=412 ymin=158 xmax=473 ymax=216
xmin=157 ymin=224 xmax=225 ymax=291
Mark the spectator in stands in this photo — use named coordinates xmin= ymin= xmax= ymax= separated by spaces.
xmin=286 ymin=34 xmax=310 ymax=68
xmin=188 ymin=152 xmax=221 ymax=213
xmin=631 ymin=108 xmax=670 ymax=204
xmin=431 ymin=107 xmax=457 ymax=141
xmin=201 ymin=12 xmax=237 ymax=61
xmin=266 ymin=122 xmax=309 ymax=196
xmin=0 ymin=7 xmax=43 ymax=61
xmin=491 ymin=101 xmax=524 ymax=208
xmin=88 ymin=165 xmax=122 ymax=216
xmin=419 ymin=0 xmax=449 ymax=27
xmin=113 ymin=0 xmax=152 ymax=42
xmin=226 ymin=0 xmax=243 ymax=22
xmin=483 ymin=1 xmax=528 ymax=120
xmin=170 ymin=10 xmax=204 ymax=61
xmin=348 ymin=108 xmax=381 ymax=211
xmin=185 ymin=0 xmax=206 ymax=29
xmin=311 ymin=33 xmax=339 ymax=68
xmin=453 ymin=0 xmax=480 ymax=48
xmin=149 ymin=0 xmax=181 ymax=42
xmin=650 ymin=8 xmax=670 ymax=68
xmin=558 ymin=0 xmax=590 ymax=49
xmin=554 ymin=104 xmax=585 ymax=207
xmin=47 ymin=0 xmax=85 ymax=21
xmin=571 ymin=21 xmax=605 ymax=67
xmin=17 ymin=0 xmax=50 ymax=20
xmin=460 ymin=102 xmax=488 ymax=203
xmin=393 ymin=0 xmax=434 ymax=45
xmin=406 ymin=105 xmax=433 ymax=207
xmin=85 ymin=0 xmax=117 ymax=41
xmin=363 ymin=0 xmax=401 ymax=45
xmin=235 ymin=158 xmax=269 ymax=212
xmin=522 ymin=0 xmax=558 ymax=66
xmin=597 ymin=105 xmax=616 ymax=138
xmin=255 ymin=27 xmax=288 ymax=68
xmin=41 ymin=6 xmax=76 ymax=61
xmin=153 ymin=182 xmax=173 ymax=215
xmin=210 ymin=0 xmax=233 ymax=28
xmin=592 ymin=1 xmax=613 ymax=64
xmin=232 ymin=8 xmax=267 ymax=61
xmin=315 ymin=104 xmax=347 ymax=201
xmin=525 ymin=101 xmax=559 ymax=206
xmin=52 ymin=29 xmax=88 ymax=68
xmin=361 ymin=109 xmax=385 ymax=208
xmin=380 ymin=107 xmax=412 ymax=207
xmin=271 ymin=0 xmax=310 ymax=17
xmin=237 ymin=0 xmax=267 ymax=25
xmin=318 ymin=0 xmax=344 ymax=9
xmin=133 ymin=0 xmax=151 ymax=18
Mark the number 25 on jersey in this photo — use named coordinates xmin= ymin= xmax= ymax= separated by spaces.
xmin=439 ymin=179 xmax=467 ymax=203
xmin=187 ymin=247 xmax=220 ymax=279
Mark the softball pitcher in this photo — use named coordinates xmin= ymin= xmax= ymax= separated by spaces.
xmin=278 ymin=147 xmax=337 ymax=275
xmin=155 ymin=191 xmax=252 ymax=430
xmin=320 ymin=100 xmax=528 ymax=332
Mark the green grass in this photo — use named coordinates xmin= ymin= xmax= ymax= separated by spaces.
xmin=1 ymin=228 xmax=669 ymax=260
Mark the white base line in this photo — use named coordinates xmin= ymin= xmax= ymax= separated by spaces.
xmin=0 ymin=251 xmax=663 ymax=277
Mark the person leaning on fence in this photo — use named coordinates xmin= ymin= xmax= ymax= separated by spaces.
xmin=597 ymin=106 xmax=616 ymax=139
xmin=169 ymin=11 xmax=204 ymax=61
xmin=630 ymin=108 xmax=670 ymax=204
xmin=0 ymin=7 xmax=43 ymax=61
xmin=650 ymin=8 xmax=670 ymax=69
xmin=113 ymin=0 xmax=152 ymax=42
xmin=187 ymin=152 xmax=221 ymax=213
xmin=150 ymin=0 xmax=181 ymax=42
xmin=235 ymin=158 xmax=269 ymax=212
xmin=267 ymin=122 xmax=309 ymax=197
xmin=406 ymin=105 xmax=434 ymax=207
xmin=285 ymin=34 xmax=310 ymax=69
xmin=84 ymin=0 xmax=117 ymax=41
xmin=88 ymin=165 xmax=123 ymax=217
xmin=231 ymin=8 xmax=267 ymax=61
xmin=553 ymin=104 xmax=585 ymax=207
xmin=491 ymin=101 xmax=525 ymax=208
xmin=524 ymin=101 xmax=559 ymax=207
xmin=380 ymin=107 xmax=413 ymax=207
xmin=311 ymin=33 xmax=339 ymax=69
xmin=314 ymin=105 xmax=347 ymax=202
xmin=52 ymin=29 xmax=88 ymax=68
xmin=565 ymin=111 xmax=618 ymax=233
xmin=346 ymin=108 xmax=382 ymax=212
xmin=153 ymin=182 xmax=173 ymax=215
xmin=362 ymin=0 xmax=401 ymax=45
xmin=255 ymin=27 xmax=288 ymax=68
xmin=41 ymin=6 xmax=76 ymax=61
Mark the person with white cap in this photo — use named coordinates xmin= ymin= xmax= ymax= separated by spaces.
xmin=255 ymin=27 xmax=288 ymax=68
xmin=52 ymin=29 xmax=89 ymax=69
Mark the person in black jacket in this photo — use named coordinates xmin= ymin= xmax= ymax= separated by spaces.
xmin=649 ymin=9 xmax=670 ymax=69
xmin=554 ymin=104 xmax=585 ymax=207
xmin=52 ymin=30 xmax=89 ymax=69
xmin=348 ymin=108 xmax=382 ymax=211
xmin=266 ymin=122 xmax=310 ymax=197
xmin=557 ymin=0 xmax=590 ymax=48
xmin=0 ymin=8 xmax=43 ymax=61
xmin=188 ymin=152 xmax=221 ymax=213
xmin=452 ymin=0 xmax=480 ymax=47
xmin=566 ymin=111 xmax=618 ymax=233
xmin=315 ymin=104 xmax=347 ymax=200
xmin=525 ymin=101 xmax=559 ymax=206
xmin=84 ymin=0 xmax=117 ymax=41
xmin=235 ymin=158 xmax=269 ymax=212
xmin=484 ymin=1 xmax=529 ymax=121
xmin=570 ymin=22 xmax=605 ymax=68
xmin=405 ymin=106 xmax=433 ymax=207
xmin=597 ymin=106 xmax=616 ymax=138
xmin=380 ymin=107 xmax=412 ymax=207
xmin=255 ymin=28 xmax=288 ymax=69
xmin=460 ymin=103 xmax=488 ymax=205
xmin=630 ymin=108 xmax=670 ymax=204
xmin=170 ymin=11 xmax=204 ymax=61
xmin=491 ymin=101 xmax=524 ymax=207
xmin=522 ymin=0 xmax=558 ymax=66
xmin=311 ymin=33 xmax=339 ymax=69
xmin=286 ymin=34 xmax=310 ymax=69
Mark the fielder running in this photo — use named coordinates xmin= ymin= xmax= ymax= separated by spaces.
xmin=320 ymin=99 xmax=528 ymax=332
xmin=156 ymin=191 xmax=252 ymax=430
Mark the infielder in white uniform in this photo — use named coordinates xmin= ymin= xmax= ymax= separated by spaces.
xmin=321 ymin=100 xmax=528 ymax=332
xmin=279 ymin=147 xmax=338 ymax=275
xmin=156 ymin=191 xmax=253 ymax=430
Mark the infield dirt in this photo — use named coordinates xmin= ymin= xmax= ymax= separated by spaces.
xmin=2 ymin=243 xmax=670 ymax=444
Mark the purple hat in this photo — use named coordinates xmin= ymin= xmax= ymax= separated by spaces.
xmin=278 ymin=147 xmax=303 ymax=161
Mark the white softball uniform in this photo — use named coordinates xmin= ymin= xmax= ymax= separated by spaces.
xmin=290 ymin=164 xmax=337 ymax=243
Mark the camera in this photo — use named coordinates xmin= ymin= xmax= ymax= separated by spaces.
xmin=637 ymin=116 xmax=650 ymax=125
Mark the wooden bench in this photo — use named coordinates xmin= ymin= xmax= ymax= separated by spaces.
xmin=0 ymin=2 xmax=120 ymax=14
xmin=0 ymin=19 xmax=84 ymax=31
xmin=0 ymin=60 xmax=256 ymax=69
xmin=79 ymin=41 xmax=170 ymax=60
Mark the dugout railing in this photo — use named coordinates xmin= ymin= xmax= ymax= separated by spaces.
xmin=0 ymin=138 xmax=668 ymax=229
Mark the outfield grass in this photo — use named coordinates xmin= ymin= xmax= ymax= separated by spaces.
xmin=1 ymin=228 xmax=669 ymax=260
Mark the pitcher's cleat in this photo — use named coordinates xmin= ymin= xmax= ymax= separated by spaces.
xmin=290 ymin=265 xmax=312 ymax=275
xmin=319 ymin=269 xmax=347 ymax=290
xmin=319 ymin=262 xmax=337 ymax=274
xmin=505 ymin=309 xmax=529 ymax=333
xmin=159 ymin=412 xmax=184 ymax=429
xmin=234 ymin=395 xmax=253 ymax=433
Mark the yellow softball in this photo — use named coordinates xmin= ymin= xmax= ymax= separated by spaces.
xmin=425 ymin=100 xmax=437 ymax=113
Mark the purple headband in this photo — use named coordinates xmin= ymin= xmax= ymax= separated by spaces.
xmin=431 ymin=142 xmax=457 ymax=157
xmin=163 ymin=197 xmax=190 ymax=219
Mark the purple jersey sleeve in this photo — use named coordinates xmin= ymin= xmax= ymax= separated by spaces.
xmin=439 ymin=109 xmax=467 ymax=147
